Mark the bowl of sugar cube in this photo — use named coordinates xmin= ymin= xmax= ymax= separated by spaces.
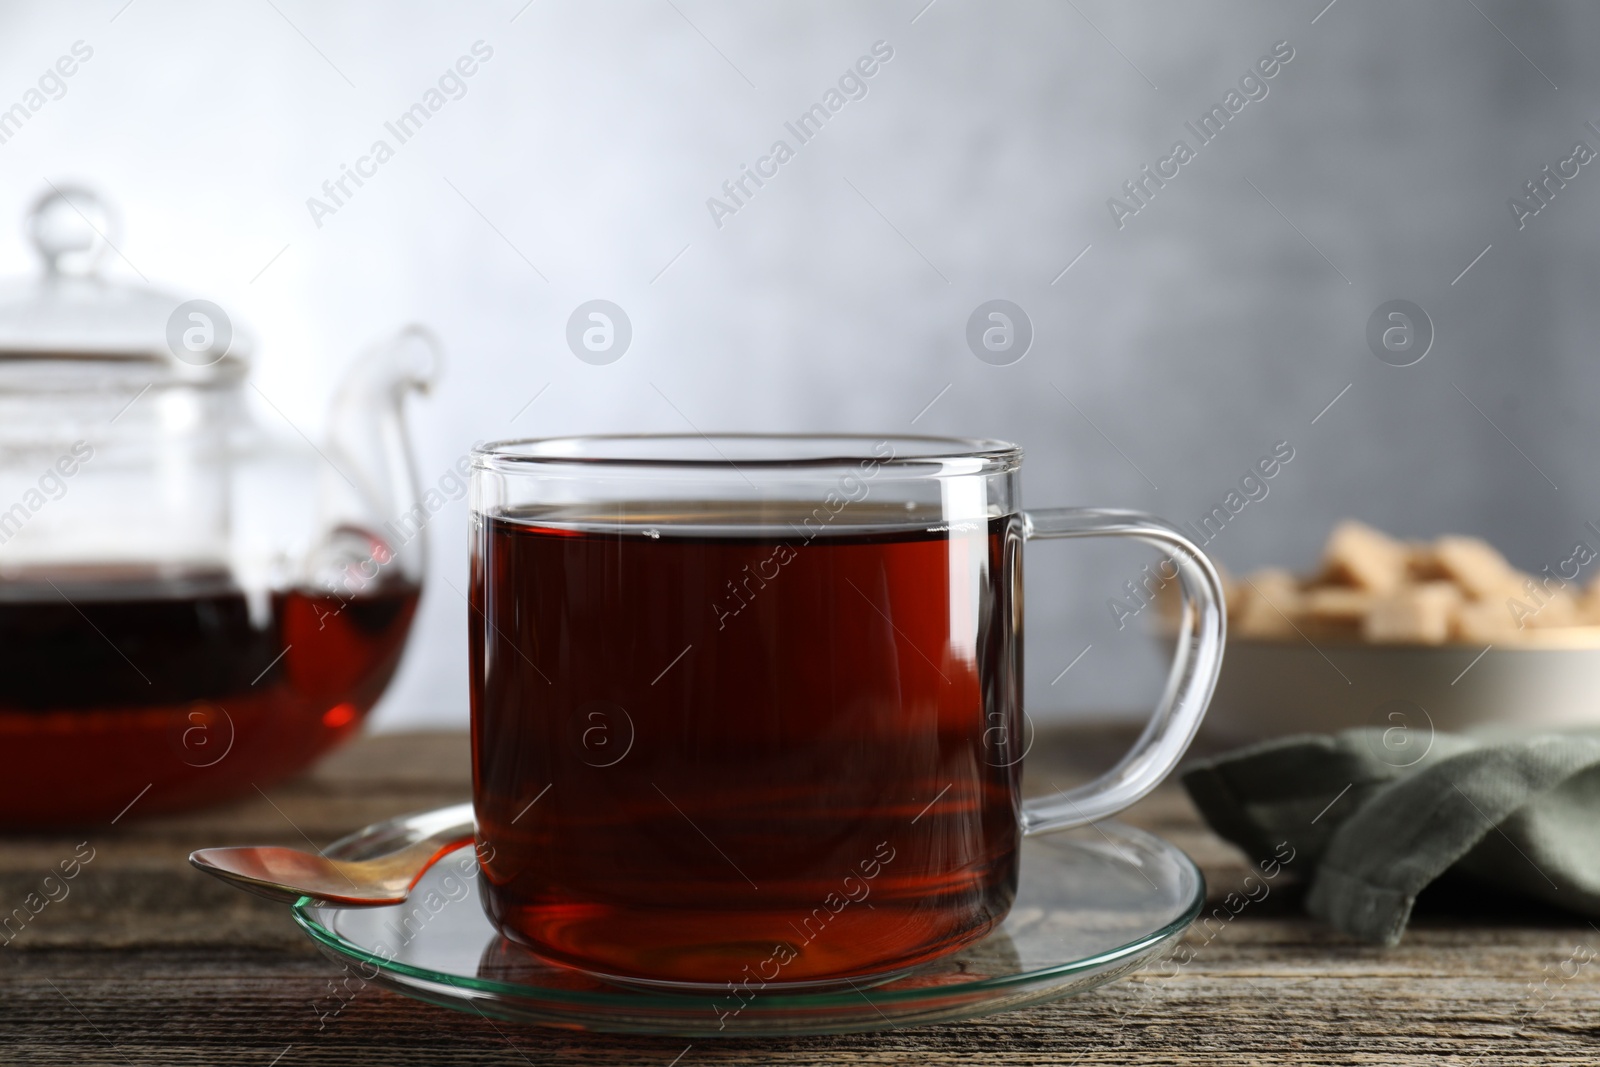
xmin=1199 ymin=520 xmax=1600 ymax=743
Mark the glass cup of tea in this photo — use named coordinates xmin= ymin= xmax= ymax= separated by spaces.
xmin=468 ymin=435 xmax=1224 ymax=989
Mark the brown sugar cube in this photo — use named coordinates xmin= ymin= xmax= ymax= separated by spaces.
xmin=1432 ymin=535 xmax=1518 ymax=599
xmin=1240 ymin=567 xmax=1297 ymax=603
xmin=1524 ymin=588 xmax=1581 ymax=628
xmin=1322 ymin=520 xmax=1409 ymax=594
xmin=1362 ymin=582 xmax=1462 ymax=644
xmin=1405 ymin=540 xmax=1449 ymax=583
xmin=1236 ymin=600 xmax=1296 ymax=639
xmin=1503 ymin=570 xmax=1541 ymax=608
xmin=1453 ymin=598 xmax=1520 ymax=643
xmin=1303 ymin=586 xmax=1375 ymax=622
xmin=1232 ymin=568 xmax=1299 ymax=638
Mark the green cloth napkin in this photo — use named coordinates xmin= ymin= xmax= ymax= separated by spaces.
xmin=1181 ymin=728 xmax=1600 ymax=944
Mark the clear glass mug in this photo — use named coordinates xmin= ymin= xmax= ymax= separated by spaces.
xmin=469 ymin=435 xmax=1225 ymax=988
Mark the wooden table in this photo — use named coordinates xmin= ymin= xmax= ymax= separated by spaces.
xmin=4 ymin=726 xmax=1596 ymax=1065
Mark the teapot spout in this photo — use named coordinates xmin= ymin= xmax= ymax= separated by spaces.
xmin=312 ymin=326 xmax=442 ymax=593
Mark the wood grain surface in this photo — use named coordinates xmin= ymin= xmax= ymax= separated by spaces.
xmin=2 ymin=727 xmax=1596 ymax=1065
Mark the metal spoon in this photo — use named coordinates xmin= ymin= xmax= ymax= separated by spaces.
xmin=188 ymin=802 xmax=475 ymax=906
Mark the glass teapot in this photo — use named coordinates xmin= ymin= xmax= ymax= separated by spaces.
xmin=0 ymin=187 xmax=436 ymax=826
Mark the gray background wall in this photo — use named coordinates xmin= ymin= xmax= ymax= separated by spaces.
xmin=0 ymin=1 xmax=1593 ymax=728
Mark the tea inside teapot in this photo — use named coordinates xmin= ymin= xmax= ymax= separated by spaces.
xmin=0 ymin=563 xmax=419 ymax=819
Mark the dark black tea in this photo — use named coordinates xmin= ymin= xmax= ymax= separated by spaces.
xmin=471 ymin=503 xmax=1024 ymax=986
xmin=0 ymin=566 xmax=418 ymax=824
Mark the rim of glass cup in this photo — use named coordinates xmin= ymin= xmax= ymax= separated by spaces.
xmin=472 ymin=434 xmax=1023 ymax=476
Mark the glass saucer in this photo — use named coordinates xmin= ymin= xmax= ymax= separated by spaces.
xmin=292 ymin=807 xmax=1203 ymax=1036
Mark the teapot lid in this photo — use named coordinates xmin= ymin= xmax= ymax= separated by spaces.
xmin=0 ymin=186 xmax=250 ymax=382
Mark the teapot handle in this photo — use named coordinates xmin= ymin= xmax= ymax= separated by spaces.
xmin=314 ymin=326 xmax=443 ymax=590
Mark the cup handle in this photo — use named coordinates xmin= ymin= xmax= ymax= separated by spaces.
xmin=1018 ymin=508 xmax=1227 ymax=835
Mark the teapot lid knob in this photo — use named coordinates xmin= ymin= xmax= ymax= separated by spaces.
xmin=27 ymin=184 xmax=115 ymax=277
